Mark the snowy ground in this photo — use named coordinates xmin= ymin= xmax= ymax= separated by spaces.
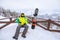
xmin=0 ymin=23 xmax=60 ymax=40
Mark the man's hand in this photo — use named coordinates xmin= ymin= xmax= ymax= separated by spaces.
xmin=24 ymin=23 xmax=26 ymax=25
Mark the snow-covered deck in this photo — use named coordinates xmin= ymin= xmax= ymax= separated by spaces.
xmin=0 ymin=16 xmax=60 ymax=40
xmin=0 ymin=23 xmax=60 ymax=40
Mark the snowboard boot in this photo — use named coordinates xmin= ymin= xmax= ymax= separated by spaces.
xmin=13 ymin=36 xmax=18 ymax=40
xmin=21 ymin=35 xmax=26 ymax=38
xmin=31 ymin=26 xmax=35 ymax=29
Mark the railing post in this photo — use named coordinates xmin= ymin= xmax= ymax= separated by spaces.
xmin=10 ymin=18 xmax=12 ymax=22
xmin=47 ymin=19 xmax=51 ymax=30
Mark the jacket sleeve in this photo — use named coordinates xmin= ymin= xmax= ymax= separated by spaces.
xmin=25 ymin=18 xmax=28 ymax=24
xmin=15 ymin=18 xmax=19 ymax=23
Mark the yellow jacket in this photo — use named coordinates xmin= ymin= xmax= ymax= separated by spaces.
xmin=15 ymin=17 xmax=28 ymax=25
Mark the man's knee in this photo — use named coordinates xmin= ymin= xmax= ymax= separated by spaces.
xmin=24 ymin=25 xmax=29 ymax=29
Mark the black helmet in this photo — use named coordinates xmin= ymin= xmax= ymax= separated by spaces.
xmin=21 ymin=13 xmax=25 ymax=17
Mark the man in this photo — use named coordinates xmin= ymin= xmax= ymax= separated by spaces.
xmin=13 ymin=13 xmax=29 ymax=39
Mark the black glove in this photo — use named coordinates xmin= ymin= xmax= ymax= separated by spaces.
xmin=21 ymin=25 xmax=24 ymax=27
xmin=19 ymin=22 xmax=21 ymax=23
xmin=21 ymin=23 xmax=26 ymax=27
xmin=24 ymin=23 xmax=26 ymax=25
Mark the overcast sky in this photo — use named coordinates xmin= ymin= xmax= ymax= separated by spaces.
xmin=0 ymin=0 xmax=60 ymax=15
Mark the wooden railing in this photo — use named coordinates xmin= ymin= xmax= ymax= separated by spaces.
xmin=0 ymin=16 xmax=60 ymax=32
xmin=37 ymin=19 xmax=60 ymax=32
xmin=27 ymin=16 xmax=60 ymax=32
xmin=0 ymin=18 xmax=16 ymax=29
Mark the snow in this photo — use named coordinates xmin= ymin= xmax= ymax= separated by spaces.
xmin=50 ymin=25 xmax=60 ymax=30
xmin=0 ymin=16 xmax=6 ymax=27
xmin=0 ymin=16 xmax=10 ymax=21
xmin=0 ymin=23 xmax=6 ymax=27
xmin=0 ymin=16 xmax=60 ymax=40
xmin=0 ymin=23 xmax=60 ymax=40
xmin=0 ymin=16 xmax=6 ymax=19
xmin=0 ymin=18 xmax=15 ymax=22
xmin=37 ymin=23 xmax=47 ymax=28
xmin=0 ymin=16 xmax=16 ymax=22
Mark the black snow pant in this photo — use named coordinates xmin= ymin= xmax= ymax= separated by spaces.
xmin=13 ymin=24 xmax=28 ymax=38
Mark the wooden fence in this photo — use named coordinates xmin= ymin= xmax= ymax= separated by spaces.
xmin=0 ymin=16 xmax=60 ymax=32
xmin=27 ymin=16 xmax=60 ymax=32
xmin=0 ymin=18 xmax=16 ymax=29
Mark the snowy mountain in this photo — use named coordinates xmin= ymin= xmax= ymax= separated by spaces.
xmin=0 ymin=7 xmax=18 ymax=17
xmin=36 ymin=13 xmax=60 ymax=21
